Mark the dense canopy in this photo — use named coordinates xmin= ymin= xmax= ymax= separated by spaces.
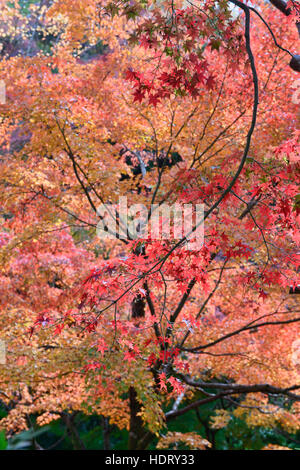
xmin=0 ymin=0 xmax=299 ymax=451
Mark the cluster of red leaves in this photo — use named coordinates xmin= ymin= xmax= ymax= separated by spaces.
xmin=125 ymin=4 xmax=244 ymax=104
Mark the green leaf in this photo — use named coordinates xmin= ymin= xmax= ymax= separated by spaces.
xmin=0 ymin=431 xmax=7 ymax=450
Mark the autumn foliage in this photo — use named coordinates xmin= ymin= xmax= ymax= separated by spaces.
xmin=0 ymin=0 xmax=299 ymax=450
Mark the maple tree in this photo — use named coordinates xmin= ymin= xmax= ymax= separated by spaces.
xmin=0 ymin=0 xmax=299 ymax=450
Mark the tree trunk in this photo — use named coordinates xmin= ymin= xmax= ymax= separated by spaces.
xmin=128 ymin=387 xmax=147 ymax=450
xmin=102 ymin=416 xmax=111 ymax=450
xmin=128 ymin=245 xmax=156 ymax=450
xmin=61 ymin=412 xmax=86 ymax=450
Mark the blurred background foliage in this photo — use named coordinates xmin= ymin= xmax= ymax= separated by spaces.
xmin=0 ymin=401 xmax=299 ymax=450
